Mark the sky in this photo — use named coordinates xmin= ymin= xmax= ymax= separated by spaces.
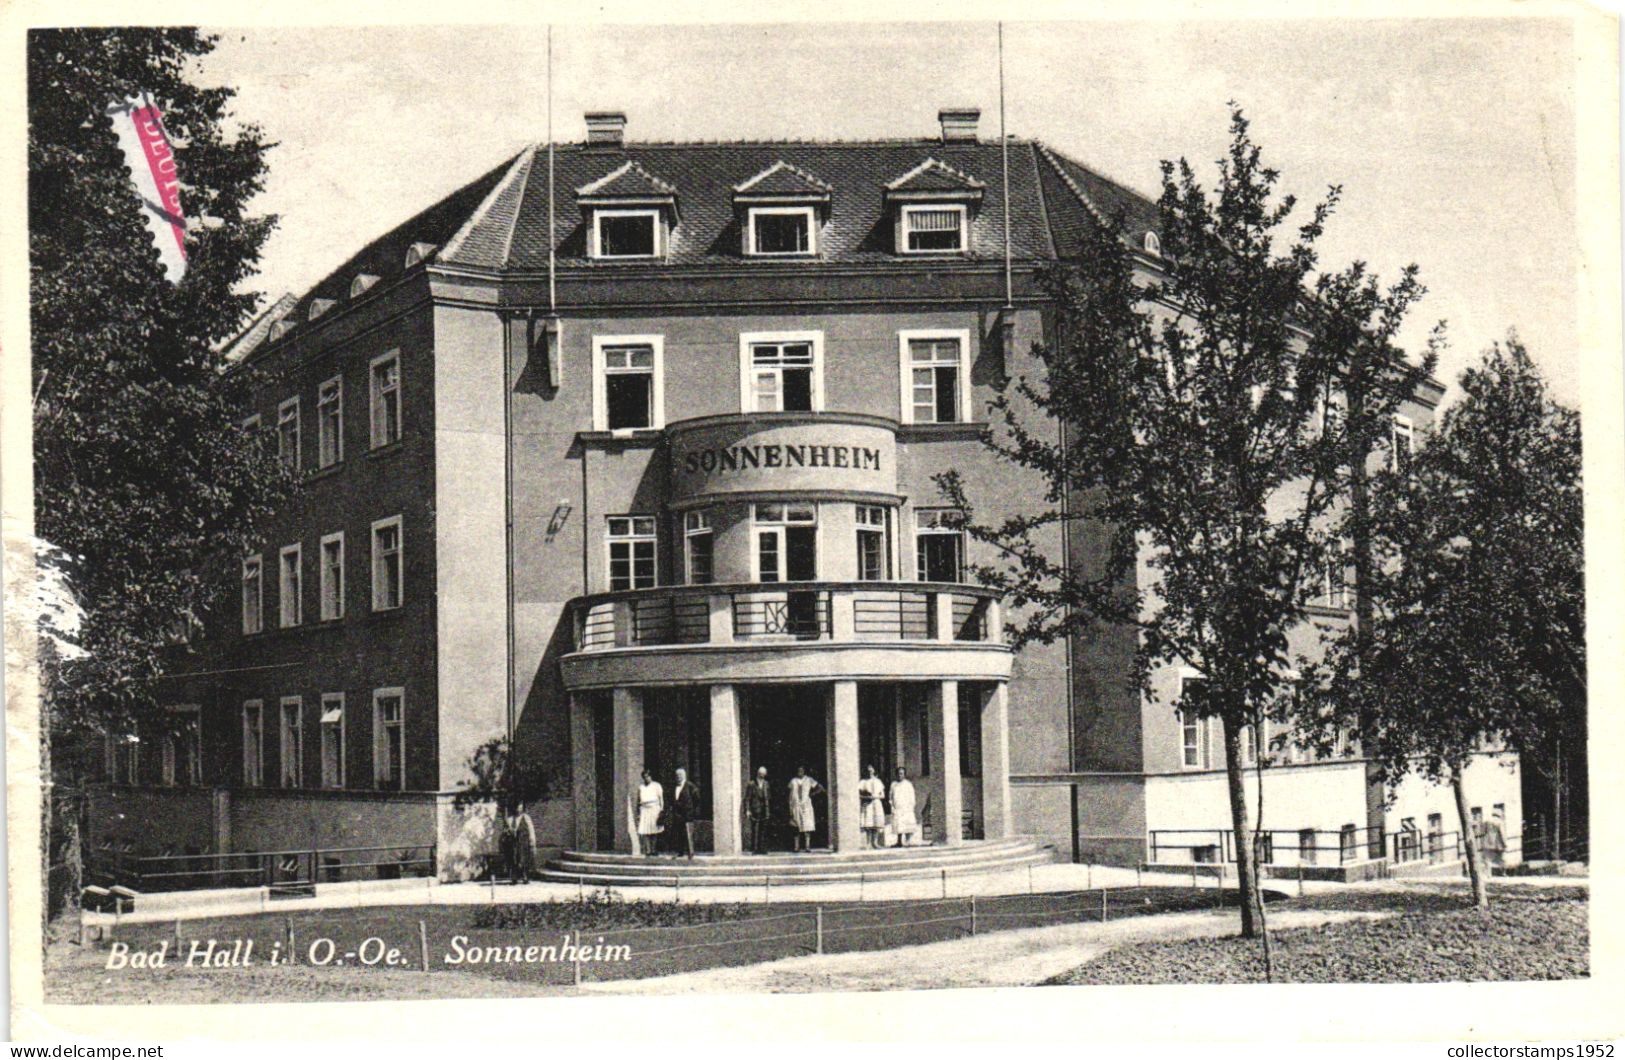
xmin=193 ymin=17 xmax=1582 ymax=405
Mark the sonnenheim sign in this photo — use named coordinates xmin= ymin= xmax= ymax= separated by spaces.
xmin=668 ymin=413 xmax=897 ymax=501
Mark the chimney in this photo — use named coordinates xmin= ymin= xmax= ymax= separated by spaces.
xmin=585 ymin=111 xmax=626 ymax=147
xmin=939 ymin=107 xmax=981 ymax=143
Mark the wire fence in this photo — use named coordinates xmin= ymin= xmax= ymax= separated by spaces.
xmin=83 ymin=885 xmax=1242 ymax=987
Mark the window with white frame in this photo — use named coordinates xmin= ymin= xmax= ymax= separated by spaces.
xmin=370 ymin=352 xmax=401 ymax=449
xmin=593 ymin=209 xmax=661 ymax=259
xmin=753 ymin=502 xmax=818 ymax=583
xmin=742 ymin=333 xmax=821 ymax=413
xmin=160 ymin=705 xmax=202 ymax=787
xmin=277 ymin=398 xmax=301 ymax=471
xmin=374 ymin=689 xmax=405 ymax=790
xmin=242 ymin=700 xmax=265 ymax=787
xmin=900 ymin=204 xmax=967 ymax=254
xmin=1321 ymin=550 xmax=1352 ymax=609
xmin=592 ymin=337 xmax=663 ymax=431
xmin=279 ymin=544 xmax=302 ymax=627
xmin=1390 ymin=415 xmax=1414 ymax=471
xmin=899 ymin=331 xmax=971 ymax=424
xmin=320 ymin=693 xmax=345 ymax=788
xmin=242 ymin=554 xmax=263 ymax=634
xmin=1180 ymin=676 xmax=1209 ymax=769
xmin=317 ymin=375 xmax=343 ymax=467
xmin=684 ymin=511 xmax=713 ymax=585
xmin=747 ymin=206 xmax=816 ymax=256
xmin=279 ymin=697 xmax=303 ymax=788
xmin=371 ymin=516 xmax=403 ymax=610
xmin=607 ymin=516 xmax=657 ymax=591
xmin=914 ymin=508 xmax=964 ymax=583
xmin=319 ymin=532 xmax=344 ymax=621
xmin=856 ymin=504 xmax=890 ymax=581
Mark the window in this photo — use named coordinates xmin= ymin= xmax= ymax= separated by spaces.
xmin=1390 ymin=416 xmax=1414 ymax=471
xmin=1241 ymin=721 xmax=1257 ymax=767
xmin=740 ymin=332 xmax=822 ymax=413
xmin=914 ymin=508 xmax=964 ymax=583
xmin=899 ymin=331 xmax=971 ymax=424
xmin=1180 ymin=676 xmax=1209 ymax=769
xmin=1321 ymin=552 xmax=1351 ymax=609
xmin=684 ymin=511 xmax=713 ymax=585
xmin=747 ymin=206 xmax=816 ymax=256
xmin=350 ymin=273 xmax=378 ymax=298
xmin=242 ymin=554 xmax=263 ymax=634
xmin=371 ymin=516 xmax=403 ymax=610
xmin=279 ymin=544 xmax=302 ymax=627
xmin=900 ymin=204 xmax=968 ymax=254
xmin=277 ymin=398 xmax=300 ymax=471
xmin=106 ymin=734 xmax=139 ymax=785
xmin=856 ymin=504 xmax=890 ymax=581
xmin=161 ymin=706 xmax=202 ymax=787
xmin=592 ymin=336 xmax=663 ymax=431
xmin=317 ymin=376 xmax=343 ymax=467
xmin=607 ymin=516 xmax=657 ymax=591
xmin=370 ymin=352 xmax=401 ymax=449
xmin=280 ymin=697 xmax=304 ymax=788
xmin=753 ymin=503 xmax=818 ymax=583
xmin=320 ymin=693 xmax=345 ymax=788
xmin=319 ymin=532 xmax=345 ymax=621
xmin=593 ymin=210 xmax=660 ymax=259
xmin=374 ymin=689 xmax=405 ymax=790
xmin=242 ymin=700 xmax=265 ymax=787
xmin=1143 ymin=231 xmax=1162 ymax=256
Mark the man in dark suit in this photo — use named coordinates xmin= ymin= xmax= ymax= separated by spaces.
xmin=745 ymin=766 xmax=771 ymax=854
xmin=668 ymin=767 xmax=701 ymax=859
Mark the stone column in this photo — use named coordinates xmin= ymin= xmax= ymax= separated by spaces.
xmin=830 ymin=681 xmax=862 ymax=852
xmin=980 ymin=683 xmax=1013 ymax=839
xmin=925 ymin=680 xmax=963 ymax=846
xmin=570 ymin=694 xmax=597 ymax=850
xmin=611 ymin=687 xmax=644 ymax=853
xmin=710 ymin=684 xmax=743 ymax=856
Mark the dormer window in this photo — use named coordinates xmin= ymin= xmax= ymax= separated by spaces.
xmin=269 ymin=321 xmax=294 ymax=342
xmin=747 ymin=206 xmax=816 ymax=256
xmin=900 ymin=205 xmax=967 ymax=254
xmin=308 ymin=298 xmax=335 ymax=321
xmin=1144 ymin=231 xmax=1162 ymax=256
xmin=593 ymin=209 xmax=662 ymax=259
xmin=576 ymin=161 xmax=679 ymax=262
xmin=350 ymin=274 xmax=379 ymax=298
xmin=404 ymin=242 xmax=436 ymax=269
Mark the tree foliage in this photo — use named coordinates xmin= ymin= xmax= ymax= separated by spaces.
xmin=29 ymin=28 xmax=289 ymax=742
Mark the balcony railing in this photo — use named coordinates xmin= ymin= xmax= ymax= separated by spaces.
xmin=570 ymin=582 xmax=1004 ymax=653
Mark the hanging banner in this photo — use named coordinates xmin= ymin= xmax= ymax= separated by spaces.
xmin=106 ymin=94 xmax=187 ymax=283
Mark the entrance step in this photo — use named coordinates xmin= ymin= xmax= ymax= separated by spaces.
xmin=539 ymin=837 xmax=1056 ymax=887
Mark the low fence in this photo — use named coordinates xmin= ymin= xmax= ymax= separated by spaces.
xmin=87 ymin=884 xmax=1240 ymax=987
xmin=85 ymin=844 xmax=436 ymax=897
xmin=1149 ymin=827 xmax=1384 ymax=867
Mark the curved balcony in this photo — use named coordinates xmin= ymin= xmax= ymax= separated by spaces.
xmin=559 ymin=582 xmax=1012 ymax=691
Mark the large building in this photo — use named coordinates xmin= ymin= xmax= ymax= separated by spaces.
xmin=88 ymin=109 xmax=1520 ymax=883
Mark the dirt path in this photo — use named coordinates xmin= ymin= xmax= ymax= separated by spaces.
xmin=582 ymin=906 xmax=1394 ymax=994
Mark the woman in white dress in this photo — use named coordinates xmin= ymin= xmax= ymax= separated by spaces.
xmin=787 ymin=766 xmax=824 ymax=852
xmin=889 ymin=765 xmax=919 ymax=847
xmin=635 ymin=768 xmax=664 ymax=857
xmin=858 ymin=765 xmax=886 ymax=848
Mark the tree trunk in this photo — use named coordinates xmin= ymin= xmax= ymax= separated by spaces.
xmin=1221 ymin=714 xmax=1264 ymax=939
xmin=1552 ymin=735 xmax=1564 ymax=861
xmin=1451 ymin=766 xmax=1489 ymax=910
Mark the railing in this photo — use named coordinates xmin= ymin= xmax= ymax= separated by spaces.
xmin=571 ymin=582 xmax=1004 ymax=653
xmin=85 ymin=844 xmax=437 ymax=895
xmin=1387 ymin=829 xmax=1462 ymax=866
xmin=1149 ymin=827 xmax=1386 ymax=867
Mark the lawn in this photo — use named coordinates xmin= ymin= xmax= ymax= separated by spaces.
xmin=1046 ymin=888 xmax=1588 ymax=985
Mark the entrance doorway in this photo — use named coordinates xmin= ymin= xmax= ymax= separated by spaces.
xmin=744 ymin=686 xmax=829 ymax=850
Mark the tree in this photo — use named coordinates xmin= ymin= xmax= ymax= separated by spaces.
xmin=28 ymin=28 xmax=288 ymax=916
xmin=941 ymin=107 xmax=1359 ymax=942
xmin=1301 ymin=338 xmax=1582 ymax=908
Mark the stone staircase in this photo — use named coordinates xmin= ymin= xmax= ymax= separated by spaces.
xmin=539 ymin=836 xmax=1056 ymax=887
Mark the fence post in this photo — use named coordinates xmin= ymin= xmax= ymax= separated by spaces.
xmin=419 ymin=919 xmax=430 ymax=972
xmin=1086 ymin=862 xmax=1092 ymax=889
xmin=1297 ymin=863 xmax=1305 ymax=897
xmin=1028 ymin=863 xmax=1034 ymax=894
xmin=578 ymin=876 xmax=585 ymax=902
xmin=765 ymin=875 xmax=771 ymax=904
xmin=859 ymin=872 xmax=865 ymax=901
xmin=1101 ymin=887 xmax=1109 ymax=923
xmin=816 ymin=907 xmax=824 ymax=955
xmin=674 ymin=877 xmax=681 ymax=904
xmin=1136 ymin=864 xmax=1142 ymax=888
xmin=572 ymin=929 xmax=582 ymax=987
xmin=1192 ymin=864 xmax=1198 ymax=890
xmin=285 ymin=916 xmax=295 ymax=965
xmin=970 ymin=895 xmax=977 ymax=936
xmin=941 ymin=868 xmax=947 ymax=899
xmin=173 ymin=918 xmax=182 ymax=953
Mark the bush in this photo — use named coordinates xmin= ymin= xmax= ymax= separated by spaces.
xmin=469 ymin=889 xmax=761 ymax=931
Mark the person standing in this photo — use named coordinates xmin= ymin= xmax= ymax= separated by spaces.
xmin=858 ymin=765 xmax=886 ymax=849
xmin=668 ymin=767 xmax=701 ymax=860
xmin=745 ymin=766 xmax=772 ymax=854
xmin=889 ymin=766 xmax=919 ymax=848
xmin=788 ymin=766 xmax=824 ymax=852
xmin=635 ymin=768 xmax=664 ymax=857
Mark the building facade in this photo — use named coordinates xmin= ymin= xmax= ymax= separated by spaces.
xmin=88 ymin=109 xmax=1520 ymax=881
